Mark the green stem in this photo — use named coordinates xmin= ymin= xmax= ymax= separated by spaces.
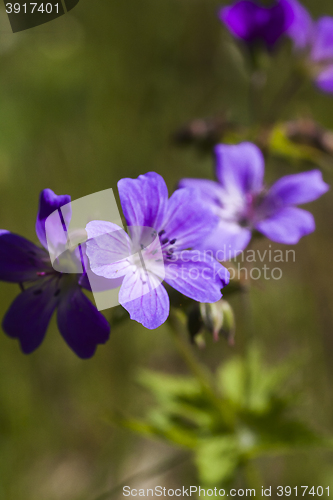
xmin=168 ymin=310 xmax=234 ymax=429
xmin=249 ymin=70 xmax=266 ymax=125
xmin=264 ymin=70 xmax=304 ymax=126
xmin=239 ymin=287 xmax=255 ymax=408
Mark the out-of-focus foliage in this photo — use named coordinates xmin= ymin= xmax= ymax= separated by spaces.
xmin=111 ymin=348 xmax=330 ymax=487
xmin=269 ymin=121 xmax=333 ymax=168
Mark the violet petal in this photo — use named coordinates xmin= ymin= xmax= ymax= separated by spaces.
xmin=165 ymin=250 xmax=229 ymax=302
xmin=255 ymin=206 xmax=315 ymax=244
xmin=215 ymin=142 xmax=265 ymax=196
xmin=118 ymin=172 xmax=168 ymax=229
xmin=161 ymin=188 xmax=219 ymax=249
xmin=3 ymin=279 xmax=59 ymax=353
xmin=120 ymin=273 xmax=169 ymax=329
xmin=57 ymin=286 xmax=110 ymax=359
xmin=36 ymin=188 xmax=71 ymax=249
xmin=263 ymin=170 xmax=329 ymax=213
xmin=0 ymin=231 xmax=50 ymax=283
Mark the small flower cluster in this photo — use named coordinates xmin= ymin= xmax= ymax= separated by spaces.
xmin=0 ymin=0 xmax=330 ymax=359
xmin=220 ymin=0 xmax=333 ymax=93
xmin=0 ymin=141 xmax=328 ymax=357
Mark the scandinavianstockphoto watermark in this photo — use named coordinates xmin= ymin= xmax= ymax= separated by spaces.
xmin=227 ymin=245 xmax=296 ymax=282
xmin=167 ymin=246 xmax=296 ymax=282
xmin=167 ymin=246 xmax=296 ymax=265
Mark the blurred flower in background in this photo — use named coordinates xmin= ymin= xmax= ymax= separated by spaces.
xmin=179 ymin=142 xmax=329 ymax=257
xmin=286 ymin=0 xmax=333 ymax=93
xmin=219 ymin=0 xmax=295 ymax=49
xmin=220 ymin=0 xmax=333 ymax=94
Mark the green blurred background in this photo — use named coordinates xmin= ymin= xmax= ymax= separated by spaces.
xmin=0 ymin=0 xmax=333 ymax=498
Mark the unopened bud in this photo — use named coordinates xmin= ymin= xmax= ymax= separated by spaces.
xmin=200 ymin=300 xmax=235 ymax=345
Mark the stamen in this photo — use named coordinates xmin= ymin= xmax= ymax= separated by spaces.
xmin=33 ymin=289 xmax=43 ymax=296
xmin=158 ymin=230 xmax=165 ymax=236
xmin=161 ymin=238 xmax=169 ymax=245
xmin=54 ymin=289 xmax=61 ymax=297
xmin=170 ymin=238 xmax=177 ymax=245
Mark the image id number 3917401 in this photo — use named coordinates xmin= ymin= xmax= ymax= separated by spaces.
xmin=277 ymin=486 xmax=330 ymax=496
xmin=5 ymin=3 xmax=60 ymax=13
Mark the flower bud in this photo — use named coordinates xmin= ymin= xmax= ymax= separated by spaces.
xmin=199 ymin=300 xmax=235 ymax=345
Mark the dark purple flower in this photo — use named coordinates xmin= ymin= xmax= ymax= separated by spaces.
xmin=85 ymin=173 xmax=230 ymax=330
xmin=179 ymin=142 xmax=329 ymax=258
xmin=0 ymin=189 xmax=110 ymax=358
xmin=219 ymin=0 xmax=295 ymax=49
xmin=286 ymin=1 xmax=333 ymax=93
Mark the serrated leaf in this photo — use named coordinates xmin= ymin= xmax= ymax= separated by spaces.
xmin=138 ymin=371 xmax=201 ymax=403
xmin=138 ymin=370 xmax=229 ymax=432
xmin=217 ymin=348 xmax=295 ymax=414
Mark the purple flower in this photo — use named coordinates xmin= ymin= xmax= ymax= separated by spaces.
xmin=179 ymin=142 xmax=329 ymax=258
xmin=85 ymin=172 xmax=230 ymax=330
xmin=286 ymin=1 xmax=333 ymax=93
xmin=0 ymin=189 xmax=110 ymax=358
xmin=219 ymin=0 xmax=295 ymax=49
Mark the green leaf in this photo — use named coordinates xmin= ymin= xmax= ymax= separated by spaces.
xmin=107 ymin=411 xmax=199 ymax=449
xmin=217 ymin=347 xmax=294 ymax=414
xmin=138 ymin=370 xmax=230 ymax=434
xmin=196 ymin=436 xmax=240 ymax=486
xmin=138 ymin=370 xmax=201 ymax=404
xmin=217 ymin=358 xmax=245 ymax=407
xmin=242 ymin=408 xmax=325 ymax=455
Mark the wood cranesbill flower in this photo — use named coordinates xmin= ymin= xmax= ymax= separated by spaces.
xmin=219 ymin=0 xmax=295 ymax=49
xmin=0 ymin=189 xmax=110 ymax=358
xmin=285 ymin=0 xmax=333 ymax=94
xmin=85 ymin=172 xmax=230 ymax=330
xmin=179 ymin=142 xmax=329 ymax=258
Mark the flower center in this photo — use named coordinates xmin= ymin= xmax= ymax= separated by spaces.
xmin=157 ymin=229 xmax=177 ymax=260
xmin=216 ymin=188 xmax=267 ymax=229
